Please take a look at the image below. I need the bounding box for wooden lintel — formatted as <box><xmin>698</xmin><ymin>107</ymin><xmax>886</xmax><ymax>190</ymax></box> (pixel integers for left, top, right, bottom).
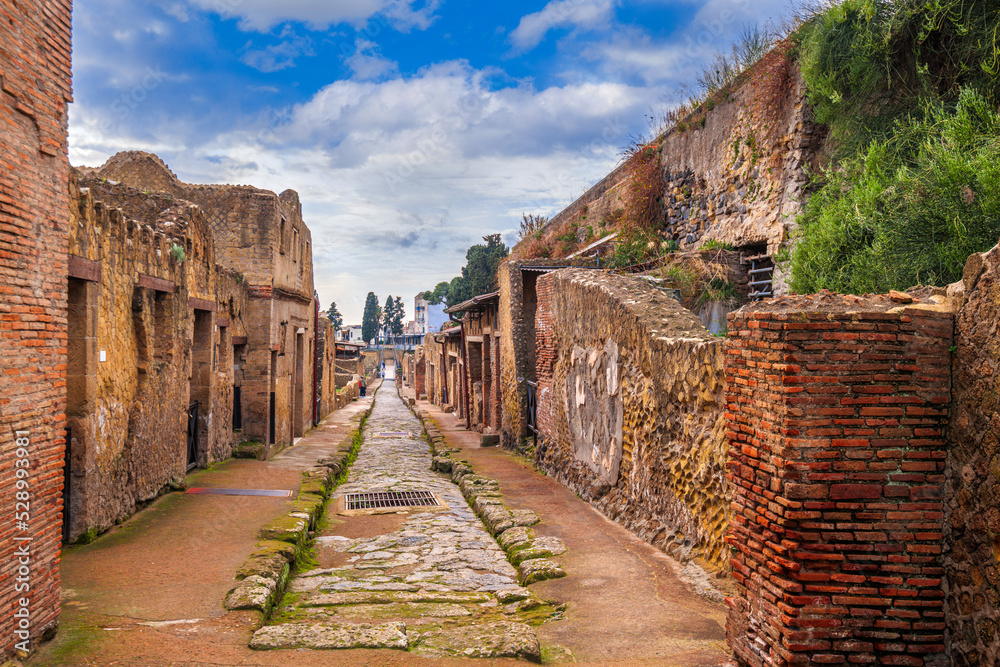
<box><xmin>138</xmin><ymin>273</ymin><xmax>176</xmax><ymax>293</ymax></box>
<box><xmin>217</xmin><ymin>316</ymin><xmax>230</xmax><ymax>327</ymax></box>
<box><xmin>232</xmin><ymin>336</ymin><xmax>248</xmax><ymax>345</ymax></box>
<box><xmin>68</xmin><ymin>255</ymin><xmax>100</xmax><ymax>282</ymax></box>
<box><xmin>465</xmin><ymin>335</ymin><xmax>484</xmax><ymax>343</ymax></box>
<box><xmin>188</xmin><ymin>297</ymin><xmax>216</xmax><ymax>312</ymax></box>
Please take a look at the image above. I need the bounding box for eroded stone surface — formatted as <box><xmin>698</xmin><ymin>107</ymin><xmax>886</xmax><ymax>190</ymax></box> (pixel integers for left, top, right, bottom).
<box><xmin>518</xmin><ymin>559</ymin><xmax>567</xmax><ymax>586</ymax></box>
<box><xmin>249</xmin><ymin>621</ymin><xmax>408</xmax><ymax>650</ymax></box>
<box><xmin>414</xmin><ymin>621</ymin><xmax>541</xmax><ymax>662</ymax></box>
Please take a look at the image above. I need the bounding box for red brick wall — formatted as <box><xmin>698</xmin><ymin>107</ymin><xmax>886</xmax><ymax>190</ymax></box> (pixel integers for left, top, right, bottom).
<box><xmin>726</xmin><ymin>305</ymin><xmax>952</xmax><ymax>667</ymax></box>
<box><xmin>0</xmin><ymin>0</ymin><xmax>73</xmax><ymax>656</ymax></box>
<box><xmin>415</xmin><ymin>351</ymin><xmax>426</xmax><ymax>398</ymax></box>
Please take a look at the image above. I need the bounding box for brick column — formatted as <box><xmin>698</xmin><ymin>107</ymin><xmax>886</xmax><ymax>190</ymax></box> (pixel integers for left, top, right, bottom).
<box><xmin>726</xmin><ymin>302</ymin><xmax>952</xmax><ymax>667</ymax></box>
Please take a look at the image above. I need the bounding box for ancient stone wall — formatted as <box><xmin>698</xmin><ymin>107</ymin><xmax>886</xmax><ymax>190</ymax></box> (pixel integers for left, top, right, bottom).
<box><xmin>944</xmin><ymin>241</ymin><xmax>1000</xmax><ymax>666</ymax></box>
<box><xmin>497</xmin><ymin>258</ymin><xmax>596</xmax><ymax>451</ymax></box>
<box><xmin>68</xmin><ymin>175</ymin><xmax>252</xmax><ymax>539</ymax></box>
<box><xmin>533</xmin><ymin>268</ymin><xmax>730</xmax><ymax>569</ymax></box>
<box><xmin>726</xmin><ymin>293</ymin><xmax>953</xmax><ymax>667</ymax></box>
<box><xmin>317</xmin><ymin>317</ymin><xmax>336</xmax><ymax>419</ymax></box>
<box><xmin>84</xmin><ymin>152</ymin><xmax>316</xmax><ymax>457</ymax></box>
<box><xmin>0</xmin><ymin>0</ymin><xmax>73</xmax><ymax>655</ymax></box>
<box><xmin>512</xmin><ymin>41</ymin><xmax>824</xmax><ymax>296</ymax></box>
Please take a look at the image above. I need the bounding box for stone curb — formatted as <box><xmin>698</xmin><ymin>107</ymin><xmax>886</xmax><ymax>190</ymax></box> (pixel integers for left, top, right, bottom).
<box><xmin>223</xmin><ymin>385</ymin><xmax>380</xmax><ymax>617</ymax></box>
<box><xmin>400</xmin><ymin>398</ymin><xmax>567</xmax><ymax>587</ymax></box>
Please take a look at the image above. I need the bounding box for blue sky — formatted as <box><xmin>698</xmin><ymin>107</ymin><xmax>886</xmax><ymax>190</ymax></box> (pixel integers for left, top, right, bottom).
<box><xmin>71</xmin><ymin>0</ymin><xmax>790</xmax><ymax>323</ymax></box>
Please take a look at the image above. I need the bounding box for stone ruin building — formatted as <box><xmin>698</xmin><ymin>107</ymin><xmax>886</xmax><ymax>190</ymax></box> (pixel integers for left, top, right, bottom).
<box><xmin>64</xmin><ymin>152</ymin><xmax>323</xmax><ymax>541</ymax></box>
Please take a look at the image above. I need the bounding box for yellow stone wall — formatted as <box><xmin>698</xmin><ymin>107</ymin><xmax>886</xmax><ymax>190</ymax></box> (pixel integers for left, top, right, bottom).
<box><xmin>534</xmin><ymin>268</ymin><xmax>731</xmax><ymax>571</ymax></box>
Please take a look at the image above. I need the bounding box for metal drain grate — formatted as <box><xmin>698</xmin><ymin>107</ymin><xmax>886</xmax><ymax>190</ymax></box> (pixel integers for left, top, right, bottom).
<box><xmin>345</xmin><ymin>490</ymin><xmax>439</xmax><ymax>510</ymax></box>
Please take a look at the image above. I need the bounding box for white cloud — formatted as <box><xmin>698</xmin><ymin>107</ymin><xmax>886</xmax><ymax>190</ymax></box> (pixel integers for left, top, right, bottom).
<box><xmin>240</xmin><ymin>27</ymin><xmax>315</xmax><ymax>72</ymax></box>
<box><xmin>509</xmin><ymin>0</ymin><xmax>616</xmax><ymax>52</ymax></box>
<box><xmin>344</xmin><ymin>39</ymin><xmax>399</xmax><ymax>80</ymax></box>
<box><xmin>187</xmin><ymin>0</ymin><xmax>438</xmax><ymax>32</ymax></box>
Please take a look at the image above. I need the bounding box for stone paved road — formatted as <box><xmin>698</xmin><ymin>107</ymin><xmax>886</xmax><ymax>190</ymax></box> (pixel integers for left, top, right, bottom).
<box><xmin>251</xmin><ymin>382</ymin><xmax>556</xmax><ymax>661</ymax></box>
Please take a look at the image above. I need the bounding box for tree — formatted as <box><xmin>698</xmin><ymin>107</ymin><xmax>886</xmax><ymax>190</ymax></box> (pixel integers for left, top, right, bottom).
<box><xmin>446</xmin><ymin>234</ymin><xmax>509</xmax><ymax>308</ymax></box>
<box><xmin>382</xmin><ymin>295</ymin><xmax>396</xmax><ymax>340</ymax></box>
<box><xmin>361</xmin><ymin>292</ymin><xmax>380</xmax><ymax>344</ymax></box>
<box><xmin>421</xmin><ymin>281</ymin><xmax>450</xmax><ymax>305</ymax></box>
<box><xmin>326</xmin><ymin>302</ymin><xmax>343</xmax><ymax>332</ymax></box>
<box><xmin>391</xmin><ymin>296</ymin><xmax>405</xmax><ymax>336</ymax></box>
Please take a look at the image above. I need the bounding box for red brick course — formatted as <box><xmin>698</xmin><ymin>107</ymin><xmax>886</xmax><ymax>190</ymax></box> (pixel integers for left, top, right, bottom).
<box><xmin>726</xmin><ymin>307</ymin><xmax>952</xmax><ymax>667</ymax></box>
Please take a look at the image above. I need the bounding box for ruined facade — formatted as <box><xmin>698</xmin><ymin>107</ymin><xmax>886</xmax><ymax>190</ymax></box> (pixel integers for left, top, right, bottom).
<box><xmin>445</xmin><ymin>292</ymin><xmax>501</xmax><ymax>434</ymax></box>
<box><xmin>496</xmin><ymin>258</ymin><xmax>598</xmax><ymax>451</ymax></box>
<box><xmin>66</xmin><ymin>175</ymin><xmax>251</xmax><ymax>540</ymax></box>
<box><xmin>84</xmin><ymin>152</ymin><xmax>317</xmax><ymax>455</ymax></box>
<box><xmin>0</xmin><ymin>0</ymin><xmax>73</xmax><ymax>655</ymax></box>
<box><xmin>422</xmin><ymin>327</ymin><xmax>464</xmax><ymax>415</ymax></box>
<box><xmin>534</xmin><ymin>269</ymin><xmax>729</xmax><ymax>569</ymax></box>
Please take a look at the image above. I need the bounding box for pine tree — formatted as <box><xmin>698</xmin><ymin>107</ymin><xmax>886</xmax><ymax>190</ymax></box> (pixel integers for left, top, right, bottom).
<box><xmin>326</xmin><ymin>302</ymin><xmax>343</xmax><ymax>332</ymax></box>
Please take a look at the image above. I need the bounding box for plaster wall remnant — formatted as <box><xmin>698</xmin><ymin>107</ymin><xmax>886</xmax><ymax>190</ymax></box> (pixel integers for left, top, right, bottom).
<box><xmin>533</xmin><ymin>268</ymin><xmax>729</xmax><ymax>570</ymax></box>
<box><xmin>0</xmin><ymin>0</ymin><xmax>74</xmax><ymax>657</ymax></box>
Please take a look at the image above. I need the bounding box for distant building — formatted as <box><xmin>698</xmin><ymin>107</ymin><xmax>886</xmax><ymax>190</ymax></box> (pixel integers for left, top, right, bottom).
<box><xmin>415</xmin><ymin>292</ymin><xmax>449</xmax><ymax>334</ymax></box>
<box><xmin>341</xmin><ymin>324</ymin><xmax>365</xmax><ymax>344</ymax></box>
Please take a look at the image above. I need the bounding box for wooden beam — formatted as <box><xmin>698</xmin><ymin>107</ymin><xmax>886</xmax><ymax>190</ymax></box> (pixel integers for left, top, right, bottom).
<box><xmin>188</xmin><ymin>297</ymin><xmax>216</xmax><ymax>312</ymax></box>
<box><xmin>138</xmin><ymin>273</ymin><xmax>176</xmax><ymax>293</ymax></box>
<box><xmin>232</xmin><ymin>336</ymin><xmax>248</xmax><ymax>345</ymax></box>
<box><xmin>68</xmin><ymin>255</ymin><xmax>100</xmax><ymax>282</ymax></box>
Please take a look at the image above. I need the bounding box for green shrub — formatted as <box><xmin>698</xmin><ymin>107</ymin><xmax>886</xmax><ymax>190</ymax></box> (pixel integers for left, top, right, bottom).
<box><xmin>791</xmin><ymin>87</ymin><xmax>1000</xmax><ymax>294</ymax></box>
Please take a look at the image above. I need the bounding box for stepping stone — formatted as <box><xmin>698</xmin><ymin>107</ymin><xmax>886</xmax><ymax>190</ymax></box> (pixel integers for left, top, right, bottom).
<box><xmin>249</xmin><ymin>621</ymin><xmax>408</xmax><ymax>650</ymax></box>
<box><xmin>519</xmin><ymin>559</ymin><xmax>567</xmax><ymax>586</ymax></box>
<box><xmin>414</xmin><ymin>621</ymin><xmax>541</xmax><ymax>662</ymax></box>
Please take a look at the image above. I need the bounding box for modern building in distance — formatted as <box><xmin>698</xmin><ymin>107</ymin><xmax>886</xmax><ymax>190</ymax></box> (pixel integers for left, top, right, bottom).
<box><xmin>414</xmin><ymin>292</ymin><xmax>449</xmax><ymax>334</ymax></box>
<box><xmin>340</xmin><ymin>324</ymin><xmax>365</xmax><ymax>344</ymax></box>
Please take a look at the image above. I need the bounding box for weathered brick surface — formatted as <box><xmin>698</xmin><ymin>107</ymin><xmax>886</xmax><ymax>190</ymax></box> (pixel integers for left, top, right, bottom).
<box><xmin>0</xmin><ymin>0</ymin><xmax>73</xmax><ymax>656</ymax></box>
<box><xmin>726</xmin><ymin>295</ymin><xmax>953</xmax><ymax>667</ymax></box>
<box><xmin>945</xmin><ymin>242</ymin><xmax>1000</xmax><ymax>666</ymax></box>
<box><xmin>533</xmin><ymin>268</ymin><xmax>729</xmax><ymax>569</ymax></box>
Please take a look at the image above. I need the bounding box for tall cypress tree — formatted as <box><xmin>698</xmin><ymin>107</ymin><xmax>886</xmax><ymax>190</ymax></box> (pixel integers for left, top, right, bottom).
<box><xmin>361</xmin><ymin>292</ymin><xmax>379</xmax><ymax>344</ymax></box>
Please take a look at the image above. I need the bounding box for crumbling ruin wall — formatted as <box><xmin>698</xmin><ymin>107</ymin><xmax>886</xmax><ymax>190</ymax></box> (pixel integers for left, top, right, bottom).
<box><xmin>512</xmin><ymin>41</ymin><xmax>824</xmax><ymax>296</ymax></box>
<box><xmin>211</xmin><ymin>269</ymin><xmax>251</xmax><ymax>461</ymax></box>
<box><xmin>534</xmin><ymin>269</ymin><xmax>730</xmax><ymax>569</ymax></box>
<box><xmin>497</xmin><ymin>258</ymin><xmax>596</xmax><ymax>451</ymax></box>
<box><xmin>317</xmin><ymin>316</ymin><xmax>336</xmax><ymax>419</ymax></box>
<box><xmin>726</xmin><ymin>293</ymin><xmax>953</xmax><ymax>667</ymax></box>
<box><xmin>86</xmin><ymin>152</ymin><xmax>316</xmax><ymax>455</ymax></box>
<box><xmin>67</xmin><ymin>175</ymin><xmax>253</xmax><ymax>539</ymax></box>
<box><xmin>944</xmin><ymin>241</ymin><xmax>1000</xmax><ymax>666</ymax></box>
<box><xmin>0</xmin><ymin>0</ymin><xmax>73</xmax><ymax>655</ymax></box>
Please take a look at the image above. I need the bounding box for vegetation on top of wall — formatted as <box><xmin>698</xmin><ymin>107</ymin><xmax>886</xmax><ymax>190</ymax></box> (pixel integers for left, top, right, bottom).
<box><xmin>790</xmin><ymin>0</ymin><xmax>1000</xmax><ymax>294</ymax></box>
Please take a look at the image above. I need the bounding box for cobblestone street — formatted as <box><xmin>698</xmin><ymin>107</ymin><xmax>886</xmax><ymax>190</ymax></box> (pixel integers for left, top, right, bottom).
<box><xmin>252</xmin><ymin>382</ymin><xmax>556</xmax><ymax>661</ymax></box>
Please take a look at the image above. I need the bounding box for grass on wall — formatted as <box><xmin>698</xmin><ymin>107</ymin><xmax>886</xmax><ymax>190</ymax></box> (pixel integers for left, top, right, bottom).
<box><xmin>790</xmin><ymin>0</ymin><xmax>1000</xmax><ymax>294</ymax></box>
